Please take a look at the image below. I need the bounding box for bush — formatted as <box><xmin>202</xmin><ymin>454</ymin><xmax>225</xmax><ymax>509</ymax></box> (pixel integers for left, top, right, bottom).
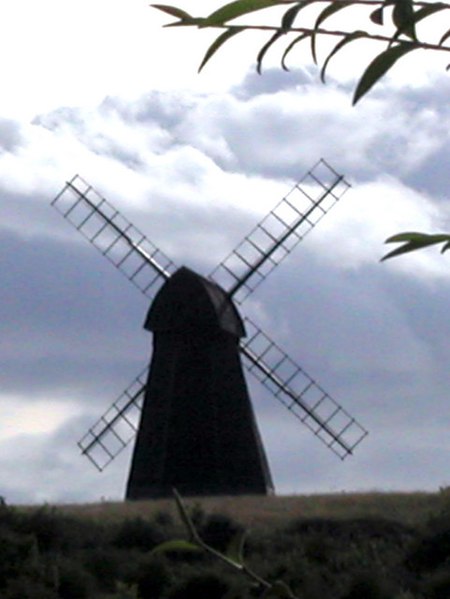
<box><xmin>167</xmin><ymin>572</ymin><xmax>234</xmax><ymax>599</ymax></box>
<box><xmin>199</xmin><ymin>513</ymin><xmax>243</xmax><ymax>553</ymax></box>
<box><xmin>112</xmin><ymin>517</ymin><xmax>165</xmax><ymax>551</ymax></box>
<box><xmin>0</xmin><ymin>529</ymin><xmax>38</xmax><ymax>588</ymax></box>
<box><xmin>407</xmin><ymin>529</ymin><xmax>450</xmax><ymax>572</ymax></box>
<box><xmin>421</xmin><ymin>568</ymin><xmax>450</xmax><ymax>599</ymax></box>
<box><xmin>341</xmin><ymin>571</ymin><xmax>396</xmax><ymax>599</ymax></box>
<box><xmin>287</xmin><ymin>517</ymin><xmax>414</xmax><ymax>545</ymax></box>
<box><xmin>16</xmin><ymin>507</ymin><xmax>101</xmax><ymax>554</ymax></box>
<box><xmin>57</xmin><ymin>561</ymin><xmax>94</xmax><ymax>599</ymax></box>
<box><xmin>134</xmin><ymin>555</ymin><xmax>172</xmax><ymax>599</ymax></box>
<box><xmin>82</xmin><ymin>547</ymin><xmax>123</xmax><ymax>592</ymax></box>
<box><xmin>3</xmin><ymin>576</ymin><xmax>58</xmax><ymax>599</ymax></box>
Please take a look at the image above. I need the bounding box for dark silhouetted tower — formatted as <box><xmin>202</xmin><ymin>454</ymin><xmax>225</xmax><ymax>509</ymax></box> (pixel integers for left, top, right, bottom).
<box><xmin>126</xmin><ymin>267</ymin><xmax>273</xmax><ymax>498</ymax></box>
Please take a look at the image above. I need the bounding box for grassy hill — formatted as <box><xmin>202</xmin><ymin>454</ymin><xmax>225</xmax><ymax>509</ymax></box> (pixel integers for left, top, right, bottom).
<box><xmin>5</xmin><ymin>489</ymin><xmax>450</xmax><ymax>598</ymax></box>
<box><xmin>54</xmin><ymin>490</ymin><xmax>446</xmax><ymax>528</ymax></box>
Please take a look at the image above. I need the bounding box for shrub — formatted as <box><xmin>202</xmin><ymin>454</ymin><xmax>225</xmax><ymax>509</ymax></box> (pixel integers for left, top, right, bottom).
<box><xmin>3</xmin><ymin>576</ymin><xmax>58</xmax><ymax>599</ymax></box>
<box><xmin>167</xmin><ymin>572</ymin><xmax>234</xmax><ymax>599</ymax></box>
<box><xmin>16</xmin><ymin>507</ymin><xmax>101</xmax><ymax>554</ymax></box>
<box><xmin>421</xmin><ymin>568</ymin><xmax>450</xmax><ymax>599</ymax></box>
<box><xmin>341</xmin><ymin>571</ymin><xmax>396</xmax><ymax>599</ymax></box>
<box><xmin>82</xmin><ymin>547</ymin><xmax>123</xmax><ymax>592</ymax></box>
<box><xmin>407</xmin><ymin>529</ymin><xmax>450</xmax><ymax>572</ymax></box>
<box><xmin>134</xmin><ymin>555</ymin><xmax>173</xmax><ymax>599</ymax></box>
<box><xmin>112</xmin><ymin>517</ymin><xmax>165</xmax><ymax>551</ymax></box>
<box><xmin>57</xmin><ymin>561</ymin><xmax>94</xmax><ymax>599</ymax></box>
<box><xmin>152</xmin><ymin>510</ymin><xmax>174</xmax><ymax>528</ymax></box>
<box><xmin>287</xmin><ymin>517</ymin><xmax>414</xmax><ymax>545</ymax></box>
<box><xmin>0</xmin><ymin>529</ymin><xmax>38</xmax><ymax>588</ymax></box>
<box><xmin>199</xmin><ymin>513</ymin><xmax>243</xmax><ymax>553</ymax></box>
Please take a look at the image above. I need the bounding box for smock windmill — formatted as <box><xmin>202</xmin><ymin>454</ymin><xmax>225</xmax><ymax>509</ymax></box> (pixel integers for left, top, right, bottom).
<box><xmin>51</xmin><ymin>159</ymin><xmax>368</xmax><ymax>499</ymax></box>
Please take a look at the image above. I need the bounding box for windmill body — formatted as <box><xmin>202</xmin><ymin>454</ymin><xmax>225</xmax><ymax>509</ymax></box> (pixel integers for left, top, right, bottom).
<box><xmin>126</xmin><ymin>266</ymin><xmax>273</xmax><ymax>498</ymax></box>
<box><xmin>51</xmin><ymin>159</ymin><xmax>369</xmax><ymax>500</ymax></box>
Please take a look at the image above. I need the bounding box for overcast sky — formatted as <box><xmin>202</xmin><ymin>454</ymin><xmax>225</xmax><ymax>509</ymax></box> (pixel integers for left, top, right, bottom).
<box><xmin>2</xmin><ymin>0</ymin><xmax>450</xmax><ymax>504</ymax></box>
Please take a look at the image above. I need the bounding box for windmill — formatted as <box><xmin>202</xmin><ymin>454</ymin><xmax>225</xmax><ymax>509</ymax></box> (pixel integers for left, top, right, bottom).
<box><xmin>51</xmin><ymin>159</ymin><xmax>368</xmax><ymax>499</ymax></box>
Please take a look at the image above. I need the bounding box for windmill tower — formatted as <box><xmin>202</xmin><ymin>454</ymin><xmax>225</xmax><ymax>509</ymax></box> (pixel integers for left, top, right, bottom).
<box><xmin>51</xmin><ymin>159</ymin><xmax>368</xmax><ymax>499</ymax></box>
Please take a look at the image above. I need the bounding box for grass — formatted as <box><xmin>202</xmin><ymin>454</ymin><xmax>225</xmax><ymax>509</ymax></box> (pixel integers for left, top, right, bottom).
<box><xmin>48</xmin><ymin>489</ymin><xmax>445</xmax><ymax>529</ymax></box>
<box><xmin>8</xmin><ymin>488</ymin><xmax>450</xmax><ymax>598</ymax></box>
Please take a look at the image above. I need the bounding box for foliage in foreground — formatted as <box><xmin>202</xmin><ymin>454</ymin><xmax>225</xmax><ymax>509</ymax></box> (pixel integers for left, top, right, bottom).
<box><xmin>382</xmin><ymin>232</ymin><xmax>450</xmax><ymax>261</ymax></box>
<box><xmin>152</xmin><ymin>1</ymin><xmax>450</xmax><ymax>263</ymax></box>
<box><xmin>2</xmin><ymin>491</ymin><xmax>450</xmax><ymax>597</ymax></box>
<box><xmin>153</xmin><ymin>0</ymin><xmax>450</xmax><ymax>105</ymax></box>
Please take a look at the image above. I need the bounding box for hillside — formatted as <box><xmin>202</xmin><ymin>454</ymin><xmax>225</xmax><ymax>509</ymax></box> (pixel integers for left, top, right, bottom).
<box><xmin>54</xmin><ymin>490</ymin><xmax>446</xmax><ymax>528</ymax></box>
<box><xmin>4</xmin><ymin>489</ymin><xmax>450</xmax><ymax>598</ymax></box>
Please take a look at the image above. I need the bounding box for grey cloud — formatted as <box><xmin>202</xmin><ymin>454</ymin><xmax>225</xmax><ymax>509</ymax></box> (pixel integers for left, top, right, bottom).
<box><xmin>0</xmin><ymin>117</ymin><xmax>23</xmax><ymax>152</ymax></box>
<box><xmin>232</xmin><ymin>67</ymin><xmax>314</xmax><ymax>100</ymax></box>
<box><xmin>1</xmin><ymin>227</ymin><xmax>150</xmax><ymax>401</ymax></box>
<box><xmin>33</xmin><ymin>106</ymin><xmax>86</xmax><ymax>132</ymax></box>
<box><xmin>100</xmin><ymin>92</ymin><xmax>194</xmax><ymax>129</ymax></box>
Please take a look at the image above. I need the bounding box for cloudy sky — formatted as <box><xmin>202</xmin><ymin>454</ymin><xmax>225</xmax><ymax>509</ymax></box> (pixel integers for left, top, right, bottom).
<box><xmin>2</xmin><ymin>0</ymin><xmax>450</xmax><ymax>504</ymax></box>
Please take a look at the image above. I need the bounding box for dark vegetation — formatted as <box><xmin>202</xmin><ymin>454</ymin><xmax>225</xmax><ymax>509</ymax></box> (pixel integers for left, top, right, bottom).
<box><xmin>2</xmin><ymin>490</ymin><xmax>450</xmax><ymax>598</ymax></box>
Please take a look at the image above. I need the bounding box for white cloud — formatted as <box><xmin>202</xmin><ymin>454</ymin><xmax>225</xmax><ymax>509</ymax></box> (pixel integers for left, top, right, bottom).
<box><xmin>0</xmin><ymin>396</ymin><xmax>80</xmax><ymax>440</ymax></box>
<box><xmin>308</xmin><ymin>175</ymin><xmax>450</xmax><ymax>279</ymax></box>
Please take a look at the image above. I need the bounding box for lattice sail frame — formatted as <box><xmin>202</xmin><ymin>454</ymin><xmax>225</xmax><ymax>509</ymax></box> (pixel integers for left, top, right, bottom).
<box><xmin>51</xmin><ymin>160</ymin><xmax>368</xmax><ymax>471</ymax></box>
<box><xmin>241</xmin><ymin>319</ymin><xmax>367</xmax><ymax>459</ymax></box>
<box><xmin>51</xmin><ymin>175</ymin><xmax>177</xmax><ymax>300</ymax></box>
<box><xmin>209</xmin><ymin>159</ymin><xmax>350</xmax><ymax>304</ymax></box>
<box><xmin>78</xmin><ymin>369</ymin><xmax>148</xmax><ymax>471</ymax></box>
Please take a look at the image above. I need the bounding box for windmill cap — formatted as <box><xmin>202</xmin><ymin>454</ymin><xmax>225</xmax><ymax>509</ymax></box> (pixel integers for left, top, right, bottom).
<box><xmin>144</xmin><ymin>266</ymin><xmax>246</xmax><ymax>338</ymax></box>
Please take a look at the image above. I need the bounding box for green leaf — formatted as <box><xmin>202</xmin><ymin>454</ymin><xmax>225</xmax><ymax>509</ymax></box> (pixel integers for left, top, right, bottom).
<box><xmin>352</xmin><ymin>42</ymin><xmax>416</xmax><ymax>105</ymax></box>
<box><xmin>151</xmin><ymin>4</ymin><xmax>202</xmax><ymax>27</ymax></box>
<box><xmin>389</xmin><ymin>1</ymin><xmax>445</xmax><ymax>46</ymax></box>
<box><xmin>151</xmin><ymin>539</ymin><xmax>202</xmax><ymax>555</ymax></box>
<box><xmin>412</xmin><ymin>2</ymin><xmax>448</xmax><ymax>25</ymax></box>
<box><xmin>381</xmin><ymin>232</ymin><xmax>450</xmax><ymax>261</ymax></box>
<box><xmin>392</xmin><ymin>0</ymin><xmax>416</xmax><ymax>40</ymax></box>
<box><xmin>198</xmin><ymin>27</ymin><xmax>244</xmax><ymax>72</ymax></box>
<box><xmin>225</xmin><ymin>530</ymin><xmax>247</xmax><ymax>565</ymax></box>
<box><xmin>257</xmin><ymin>30</ymin><xmax>285</xmax><ymax>73</ymax></box>
<box><xmin>281</xmin><ymin>0</ymin><xmax>317</xmax><ymax>31</ymax></box>
<box><xmin>204</xmin><ymin>0</ymin><xmax>289</xmax><ymax>26</ymax></box>
<box><xmin>281</xmin><ymin>33</ymin><xmax>310</xmax><ymax>70</ymax></box>
<box><xmin>439</xmin><ymin>27</ymin><xmax>450</xmax><ymax>46</ymax></box>
<box><xmin>311</xmin><ymin>0</ymin><xmax>355</xmax><ymax>63</ymax></box>
<box><xmin>370</xmin><ymin>0</ymin><xmax>395</xmax><ymax>25</ymax></box>
<box><xmin>386</xmin><ymin>232</ymin><xmax>450</xmax><ymax>243</ymax></box>
<box><xmin>320</xmin><ymin>31</ymin><xmax>366</xmax><ymax>83</ymax></box>
<box><xmin>370</xmin><ymin>6</ymin><xmax>385</xmax><ymax>25</ymax></box>
<box><xmin>151</xmin><ymin>4</ymin><xmax>193</xmax><ymax>21</ymax></box>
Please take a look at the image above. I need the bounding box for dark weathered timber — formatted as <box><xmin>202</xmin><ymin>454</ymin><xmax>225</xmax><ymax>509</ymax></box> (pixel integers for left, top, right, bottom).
<box><xmin>126</xmin><ymin>267</ymin><xmax>273</xmax><ymax>499</ymax></box>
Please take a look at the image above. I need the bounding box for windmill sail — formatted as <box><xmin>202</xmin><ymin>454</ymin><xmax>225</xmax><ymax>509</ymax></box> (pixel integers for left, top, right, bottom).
<box><xmin>78</xmin><ymin>368</ymin><xmax>148</xmax><ymax>471</ymax></box>
<box><xmin>241</xmin><ymin>318</ymin><xmax>368</xmax><ymax>458</ymax></box>
<box><xmin>209</xmin><ymin>159</ymin><xmax>350</xmax><ymax>304</ymax></box>
<box><xmin>51</xmin><ymin>175</ymin><xmax>177</xmax><ymax>299</ymax></box>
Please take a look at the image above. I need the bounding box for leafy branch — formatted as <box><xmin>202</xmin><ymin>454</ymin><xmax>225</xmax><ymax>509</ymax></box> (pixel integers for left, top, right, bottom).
<box><xmin>153</xmin><ymin>0</ymin><xmax>450</xmax><ymax>104</ymax></box>
<box><xmin>152</xmin><ymin>489</ymin><xmax>298</xmax><ymax>598</ymax></box>
<box><xmin>381</xmin><ymin>232</ymin><xmax>450</xmax><ymax>260</ymax></box>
